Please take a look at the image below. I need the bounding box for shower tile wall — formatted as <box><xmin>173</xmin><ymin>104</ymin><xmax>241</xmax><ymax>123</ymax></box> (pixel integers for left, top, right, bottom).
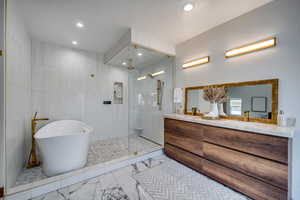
<box><xmin>31</xmin><ymin>40</ymin><xmax>129</xmax><ymax>142</ymax></box>
<box><xmin>5</xmin><ymin>0</ymin><xmax>32</xmax><ymax>187</ymax></box>
<box><xmin>129</xmin><ymin>58</ymin><xmax>173</xmax><ymax>144</ymax></box>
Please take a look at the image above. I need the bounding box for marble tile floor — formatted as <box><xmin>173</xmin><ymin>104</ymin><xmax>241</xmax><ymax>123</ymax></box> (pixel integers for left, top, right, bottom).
<box><xmin>87</xmin><ymin>135</ymin><xmax>160</xmax><ymax>166</ymax></box>
<box><xmin>29</xmin><ymin>155</ymin><xmax>168</xmax><ymax>200</ymax></box>
<box><xmin>29</xmin><ymin>154</ymin><xmax>251</xmax><ymax>200</ymax></box>
<box><xmin>15</xmin><ymin>135</ymin><xmax>161</xmax><ymax>187</ymax></box>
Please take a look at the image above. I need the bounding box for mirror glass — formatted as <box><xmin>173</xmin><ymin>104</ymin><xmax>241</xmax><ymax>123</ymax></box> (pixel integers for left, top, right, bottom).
<box><xmin>186</xmin><ymin>83</ymin><xmax>274</xmax><ymax>120</ymax></box>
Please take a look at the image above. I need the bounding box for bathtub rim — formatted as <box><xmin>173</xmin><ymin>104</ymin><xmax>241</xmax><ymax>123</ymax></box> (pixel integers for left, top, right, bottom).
<box><xmin>34</xmin><ymin>120</ymin><xmax>93</xmax><ymax>140</ymax></box>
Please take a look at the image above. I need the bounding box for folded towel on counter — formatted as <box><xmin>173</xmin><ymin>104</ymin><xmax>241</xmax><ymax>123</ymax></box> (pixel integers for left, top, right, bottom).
<box><xmin>174</xmin><ymin>88</ymin><xmax>183</xmax><ymax>103</ymax></box>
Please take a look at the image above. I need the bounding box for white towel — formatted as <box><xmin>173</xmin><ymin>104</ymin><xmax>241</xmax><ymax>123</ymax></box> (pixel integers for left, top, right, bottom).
<box><xmin>174</xmin><ymin>88</ymin><xmax>183</xmax><ymax>103</ymax></box>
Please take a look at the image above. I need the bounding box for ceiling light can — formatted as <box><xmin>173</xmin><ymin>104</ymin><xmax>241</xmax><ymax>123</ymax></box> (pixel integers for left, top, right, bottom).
<box><xmin>184</xmin><ymin>3</ymin><xmax>194</xmax><ymax>12</ymax></box>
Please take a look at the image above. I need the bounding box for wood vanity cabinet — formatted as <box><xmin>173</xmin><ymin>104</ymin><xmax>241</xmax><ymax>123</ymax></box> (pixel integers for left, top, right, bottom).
<box><xmin>164</xmin><ymin>118</ymin><xmax>289</xmax><ymax>200</ymax></box>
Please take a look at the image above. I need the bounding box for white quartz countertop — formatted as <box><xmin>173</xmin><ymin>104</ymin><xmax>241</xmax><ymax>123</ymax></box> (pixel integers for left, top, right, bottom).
<box><xmin>164</xmin><ymin>113</ymin><xmax>295</xmax><ymax>138</ymax></box>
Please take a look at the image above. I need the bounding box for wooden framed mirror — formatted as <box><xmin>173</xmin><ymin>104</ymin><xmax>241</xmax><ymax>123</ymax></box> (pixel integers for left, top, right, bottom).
<box><xmin>184</xmin><ymin>79</ymin><xmax>278</xmax><ymax>124</ymax></box>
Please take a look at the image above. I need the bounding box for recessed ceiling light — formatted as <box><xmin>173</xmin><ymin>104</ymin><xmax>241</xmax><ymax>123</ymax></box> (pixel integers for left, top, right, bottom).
<box><xmin>76</xmin><ymin>22</ymin><xmax>84</xmax><ymax>28</ymax></box>
<box><xmin>72</xmin><ymin>41</ymin><xmax>78</xmax><ymax>45</ymax></box>
<box><xmin>137</xmin><ymin>52</ymin><xmax>143</xmax><ymax>56</ymax></box>
<box><xmin>122</xmin><ymin>62</ymin><xmax>127</xmax><ymax>65</ymax></box>
<box><xmin>184</xmin><ymin>3</ymin><xmax>194</xmax><ymax>12</ymax></box>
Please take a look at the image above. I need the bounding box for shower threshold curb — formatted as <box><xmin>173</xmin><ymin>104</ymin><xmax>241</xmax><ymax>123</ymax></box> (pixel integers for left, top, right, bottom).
<box><xmin>5</xmin><ymin>148</ymin><xmax>163</xmax><ymax>200</ymax></box>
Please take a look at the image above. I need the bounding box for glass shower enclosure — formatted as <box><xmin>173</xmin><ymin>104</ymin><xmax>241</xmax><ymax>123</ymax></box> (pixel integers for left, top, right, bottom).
<box><xmin>108</xmin><ymin>44</ymin><xmax>174</xmax><ymax>154</ymax></box>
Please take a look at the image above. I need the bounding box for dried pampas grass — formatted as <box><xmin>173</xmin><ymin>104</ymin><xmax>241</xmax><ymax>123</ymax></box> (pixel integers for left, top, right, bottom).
<box><xmin>203</xmin><ymin>86</ymin><xmax>228</xmax><ymax>103</ymax></box>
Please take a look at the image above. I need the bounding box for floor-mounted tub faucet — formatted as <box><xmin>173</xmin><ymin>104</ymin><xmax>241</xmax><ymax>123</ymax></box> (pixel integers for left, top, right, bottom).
<box><xmin>27</xmin><ymin>112</ymin><xmax>49</xmax><ymax>168</ymax></box>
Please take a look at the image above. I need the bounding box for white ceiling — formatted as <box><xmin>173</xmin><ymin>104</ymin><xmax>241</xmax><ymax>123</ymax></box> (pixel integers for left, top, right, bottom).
<box><xmin>17</xmin><ymin>0</ymin><xmax>272</xmax><ymax>54</ymax></box>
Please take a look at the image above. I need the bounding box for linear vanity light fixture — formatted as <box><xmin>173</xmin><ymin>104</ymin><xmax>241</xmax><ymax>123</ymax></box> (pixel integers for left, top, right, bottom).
<box><xmin>225</xmin><ymin>37</ymin><xmax>276</xmax><ymax>58</ymax></box>
<box><xmin>182</xmin><ymin>56</ymin><xmax>210</xmax><ymax>69</ymax></box>
<box><xmin>151</xmin><ymin>70</ymin><xmax>165</xmax><ymax>77</ymax></box>
<box><xmin>137</xmin><ymin>76</ymin><xmax>147</xmax><ymax>81</ymax></box>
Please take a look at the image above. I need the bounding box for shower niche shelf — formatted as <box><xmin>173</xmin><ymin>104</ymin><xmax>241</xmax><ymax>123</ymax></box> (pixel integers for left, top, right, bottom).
<box><xmin>113</xmin><ymin>82</ymin><xmax>123</xmax><ymax>104</ymax></box>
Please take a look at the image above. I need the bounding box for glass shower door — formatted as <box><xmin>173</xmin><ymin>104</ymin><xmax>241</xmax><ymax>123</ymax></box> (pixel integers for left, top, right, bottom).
<box><xmin>128</xmin><ymin>54</ymin><xmax>174</xmax><ymax>155</ymax></box>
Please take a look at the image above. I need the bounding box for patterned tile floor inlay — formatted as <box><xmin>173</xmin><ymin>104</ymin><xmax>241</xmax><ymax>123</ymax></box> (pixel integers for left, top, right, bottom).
<box><xmin>29</xmin><ymin>155</ymin><xmax>252</xmax><ymax>200</ymax></box>
<box><xmin>133</xmin><ymin>159</ymin><xmax>252</xmax><ymax>200</ymax></box>
<box><xmin>15</xmin><ymin>135</ymin><xmax>161</xmax><ymax>186</ymax></box>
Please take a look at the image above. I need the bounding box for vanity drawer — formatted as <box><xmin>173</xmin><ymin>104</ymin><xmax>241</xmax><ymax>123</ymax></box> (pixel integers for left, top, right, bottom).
<box><xmin>165</xmin><ymin>131</ymin><xmax>203</xmax><ymax>156</ymax></box>
<box><xmin>202</xmin><ymin>159</ymin><xmax>287</xmax><ymax>200</ymax></box>
<box><xmin>164</xmin><ymin>144</ymin><xmax>203</xmax><ymax>173</ymax></box>
<box><xmin>203</xmin><ymin>126</ymin><xmax>288</xmax><ymax>164</ymax></box>
<box><xmin>203</xmin><ymin>142</ymin><xmax>288</xmax><ymax>190</ymax></box>
<box><xmin>164</xmin><ymin>119</ymin><xmax>204</xmax><ymax>139</ymax></box>
<box><xmin>164</xmin><ymin>119</ymin><xmax>203</xmax><ymax>156</ymax></box>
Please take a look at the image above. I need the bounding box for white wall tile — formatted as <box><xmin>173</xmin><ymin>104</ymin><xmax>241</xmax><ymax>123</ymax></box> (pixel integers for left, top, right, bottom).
<box><xmin>5</xmin><ymin>0</ymin><xmax>32</xmax><ymax>187</ymax></box>
<box><xmin>31</xmin><ymin>40</ymin><xmax>129</xmax><ymax>143</ymax></box>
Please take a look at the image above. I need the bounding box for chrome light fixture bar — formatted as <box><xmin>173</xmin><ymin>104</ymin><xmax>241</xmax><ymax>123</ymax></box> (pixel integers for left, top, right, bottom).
<box><xmin>151</xmin><ymin>70</ymin><xmax>165</xmax><ymax>77</ymax></box>
<box><xmin>137</xmin><ymin>76</ymin><xmax>147</xmax><ymax>81</ymax></box>
<box><xmin>225</xmin><ymin>37</ymin><xmax>276</xmax><ymax>58</ymax></box>
<box><xmin>182</xmin><ymin>56</ymin><xmax>210</xmax><ymax>69</ymax></box>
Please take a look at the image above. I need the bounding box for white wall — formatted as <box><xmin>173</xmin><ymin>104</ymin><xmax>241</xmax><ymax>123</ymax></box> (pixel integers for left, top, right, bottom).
<box><xmin>31</xmin><ymin>40</ymin><xmax>129</xmax><ymax>142</ymax></box>
<box><xmin>175</xmin><ymin>0</ymin><xmax>300</xmax><ymax>198</ymax></box>
<box><xmin>5</xmin><ymin>0</ymin><xmax>32</xmax><ymax>187</ymax></box>
<box><xmin>129</xmin><ymin>57</ymin><xmax>173</xmax><ymax>144</ymax></box>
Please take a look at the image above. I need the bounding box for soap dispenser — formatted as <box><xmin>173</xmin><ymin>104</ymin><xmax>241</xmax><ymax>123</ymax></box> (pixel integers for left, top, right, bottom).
<box><xmin>277</xmin><ymin>110</ymin><xmax>287</xmax><ymax>127</ymax></box>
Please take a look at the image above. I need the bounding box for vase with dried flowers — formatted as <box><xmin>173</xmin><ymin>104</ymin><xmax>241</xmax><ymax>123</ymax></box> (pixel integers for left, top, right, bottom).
<box><xmin>218</xmin><ymin>87</ymin><xmax>229</xmax><ymax>116</ymax></box>
<box><xmin>203</xmin><ymin>86</ymin><xmax>228</xmax><ymax>118</ymax></box>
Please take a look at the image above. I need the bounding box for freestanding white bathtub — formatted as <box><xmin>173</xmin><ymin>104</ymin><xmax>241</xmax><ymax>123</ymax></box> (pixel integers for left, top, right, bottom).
<box><xmin>35</xmin><ymin>120</ymin><xmax>93</xmax><ymax>177</ymax></box>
